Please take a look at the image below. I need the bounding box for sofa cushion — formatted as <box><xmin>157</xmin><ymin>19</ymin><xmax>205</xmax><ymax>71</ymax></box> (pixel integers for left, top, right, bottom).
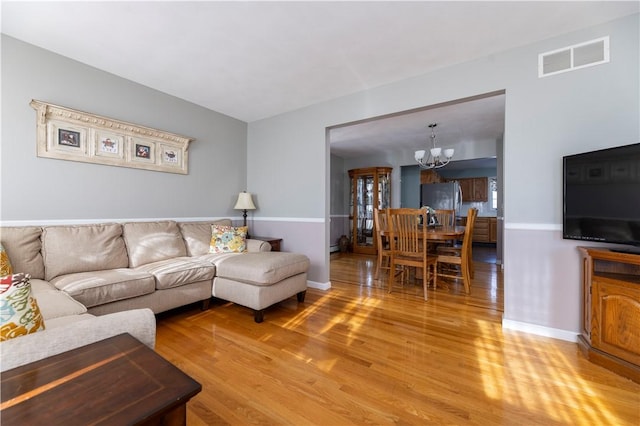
<box><xmin>215</xmin><ymin>252</ymin><xmax>310</xmax><ymax>286</ymax></box>
<box><xmin>0</xmin><ymin>273</ymin><xmax>46</xmax><ymax>341</ymax></box>
<box><xmin>210</xmin><ymin>225</ymin><xmax>248</xmax><ymax>253</ymax></box>
<box><xmin>30</xmin><ymin>279</ymin><xmax>87</xmax><ymax>320</ymax></box>
<box><xmin>0</xmin><ymin>243</ymin><xmax>12</xmax><ymax>276</ymax></box>
<box><xmin>51</xmin><ymin>269</ymin><xmax>155</xmax><ymax>308</ymax></box>
<box><xmin>178</xmin><ymin>219</ymin><xmax>232</xmax><ymax>256</ymax></box>
<box><xmin>123</xmin><ymin>221</ymin><xmax>187</xmax><ymax>267</ymax></box>
<box><xmin>42</xmin><ymin>223</ymin><xmax>128</xmax><ymax>281</ymax></box>
<box><xmin>0</xmin><ymin>227</ymin><xmax>45</xmax><ymax>279</ymax></box>
<box><xmin>134</xmin><ymin>257</ymin><xmax>216</xmax><ymax>290</ymax></box>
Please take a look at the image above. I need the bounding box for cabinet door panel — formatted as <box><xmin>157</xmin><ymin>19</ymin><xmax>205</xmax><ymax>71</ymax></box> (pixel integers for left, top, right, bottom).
<box><xmin>592</xmin><ymin>279</ymin><xmax>640</xmax><ymax>365</ymax></box>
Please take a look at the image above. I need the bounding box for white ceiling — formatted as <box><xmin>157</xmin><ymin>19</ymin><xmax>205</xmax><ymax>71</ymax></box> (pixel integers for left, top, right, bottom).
<box><xmin>2</xmin><ymin>1</ymin><xmax>638</xmax><ymax>124</ymax></box>
<box><xmin>328</xmin><ymin>92</ymin><xmax>506</xmax><ymax>159</ymax></box>
<box><xmin>3</xmin><ymin>2</ymin><xmax>637</xmax><ymax>167</ymax></box>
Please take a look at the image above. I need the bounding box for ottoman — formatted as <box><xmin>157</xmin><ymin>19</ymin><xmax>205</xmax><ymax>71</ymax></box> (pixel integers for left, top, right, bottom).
<box><xmin>212</xmin><ymin>252</ymin><xmax>310</xmax><ymax>322</ymax></box>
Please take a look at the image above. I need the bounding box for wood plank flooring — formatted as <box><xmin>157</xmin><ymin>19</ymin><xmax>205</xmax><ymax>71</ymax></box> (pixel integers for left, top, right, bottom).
<box><xmin>154</xmin><ymin>253</ymin><xmax>639</xmax><ymax>425</ymax></box>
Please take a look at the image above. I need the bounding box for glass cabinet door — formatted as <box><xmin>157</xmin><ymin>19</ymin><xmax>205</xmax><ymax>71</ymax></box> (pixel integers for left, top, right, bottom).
<box><xmin>355</xmin><ymin>174</ymin><xmax>374</xmax><ymax>248</ymax></box>
<box><xmin>348</xmin><ymin>167</ymin><xmax>392</xmax><ymax>255</ymax></box>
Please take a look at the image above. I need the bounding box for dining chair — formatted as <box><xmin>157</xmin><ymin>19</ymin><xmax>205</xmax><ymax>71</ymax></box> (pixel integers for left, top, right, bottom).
<box><xmin>435</xmin><ymin>207</ymin><xmax>477</xmax><ymax>294</ymax></box>
<box><xmin>373</xmin><ymin>208</ymin><xmax>390</xmax><ymax>280</ymax></box>
<box><xmin>431</xmin><ymin>208</ymin><xmax>456</xmax><ymax>251</ymax></box>
<box><xmin>433</xmin><ymin>209</ymin><xmax>455</xmax><ymax>227</ymax></box>
<box><xmin>387</xmin><ymin>208</ymin><xmax>436</xmax><ymax>300</ymax></box>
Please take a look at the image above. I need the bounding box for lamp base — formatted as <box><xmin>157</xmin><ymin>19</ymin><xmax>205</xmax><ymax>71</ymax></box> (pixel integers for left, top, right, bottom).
<box><xmin>242</xmin><ymin>209</ymin><xmax>251</xmax><ymax>239</ymax></box>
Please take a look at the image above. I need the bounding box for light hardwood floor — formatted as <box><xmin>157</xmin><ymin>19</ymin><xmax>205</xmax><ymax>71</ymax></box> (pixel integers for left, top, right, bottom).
<box><xmin>155</xmin><ymin>253</ymin><xmax>639</xmax><ymax>425</ymax></box>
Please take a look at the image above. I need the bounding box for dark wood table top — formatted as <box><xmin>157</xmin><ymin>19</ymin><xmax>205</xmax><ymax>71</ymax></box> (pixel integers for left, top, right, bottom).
<box><xmin>1</xmin><ymin>333</ymin><xmax>201</xmax><ymax>425</ymax></box>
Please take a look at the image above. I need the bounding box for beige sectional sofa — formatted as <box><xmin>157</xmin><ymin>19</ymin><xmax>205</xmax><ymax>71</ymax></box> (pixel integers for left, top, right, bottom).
<box><xmin>0</xmin><ymin>219</ymin><xmax>310</xmax><ymax>369</ymax></box>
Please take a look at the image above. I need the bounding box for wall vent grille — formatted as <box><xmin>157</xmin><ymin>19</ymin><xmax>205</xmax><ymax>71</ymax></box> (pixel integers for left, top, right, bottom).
<box><xmin>538</xmin><ymin>36</ymin><xmax>609</xmax><ymax>78</ymax></box>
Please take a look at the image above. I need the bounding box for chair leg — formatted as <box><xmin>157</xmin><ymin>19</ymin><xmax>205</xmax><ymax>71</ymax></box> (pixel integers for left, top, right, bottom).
<box><xmin>422</xmin><ymin>265</ymin><xmax>429</xmax><ymax>301</ymax></box>
<box><xmin>461</xmin><ymin>260</ymin><xmax>471</xmax><ymax>294</ymax></box>
<box><xmin>433</xmin><ymin>263</ymin><xmax>438</xmax><ymax>290</ymax></box>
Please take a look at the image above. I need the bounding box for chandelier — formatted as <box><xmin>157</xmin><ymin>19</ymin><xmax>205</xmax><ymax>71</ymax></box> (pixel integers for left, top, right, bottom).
<box><xmin>415</xmin><ymin>123</ymin><xmax>454</xmax><ymax>169</ymax></box>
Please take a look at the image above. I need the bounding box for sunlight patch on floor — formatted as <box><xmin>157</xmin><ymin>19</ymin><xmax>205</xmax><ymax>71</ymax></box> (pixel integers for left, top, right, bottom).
<box><xmin>475</xmin><ymin>319</ymin><xmax>623</xmax><ymax>424</ymax></box>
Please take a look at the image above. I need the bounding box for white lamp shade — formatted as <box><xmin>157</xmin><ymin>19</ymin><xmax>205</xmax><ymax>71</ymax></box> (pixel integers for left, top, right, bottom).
<box><xmin>415</xmin><ymin>150</ymin><xmax>426</xmax><ymax>161</ymax></box>
<box><xmin>430</xmin><ymin>147</ymin><xmax>442</xmax><ymax>158</ymax></box>
<box><xmin>444</xmin><ymin>148</ymin><xmax>455</xmax><ymax>159</ymax></box>
<box><xmin>234</xmin><ymin>192</ymin><xmax>256</xmax><ymax>210</ymax></box>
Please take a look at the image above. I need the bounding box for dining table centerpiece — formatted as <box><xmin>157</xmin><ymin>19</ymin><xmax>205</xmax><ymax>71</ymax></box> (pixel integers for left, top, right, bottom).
<box><xmin>421</xmin><ymin>205</ymin><xmax>437</xmax><ymax>226</ymax></box>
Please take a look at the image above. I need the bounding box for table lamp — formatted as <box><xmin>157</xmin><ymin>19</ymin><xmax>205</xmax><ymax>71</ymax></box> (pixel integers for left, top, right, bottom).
<box><xmin>234</xmin><ymin>191</ymin><xmax>256</xmax><ymax>228</ymax></box>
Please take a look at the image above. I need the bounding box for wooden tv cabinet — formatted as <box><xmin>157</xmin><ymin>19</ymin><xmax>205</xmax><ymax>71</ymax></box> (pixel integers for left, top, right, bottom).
<box><xmin>577</xmin><ymin>247</ymin><xmax>640</xmax><ymax>383</ymax></box>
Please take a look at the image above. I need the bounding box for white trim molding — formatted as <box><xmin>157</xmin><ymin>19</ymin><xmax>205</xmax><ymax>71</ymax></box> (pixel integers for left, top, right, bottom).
<box><xmin>252</xmin><ymin>217</ymin><xmax>325</xmax><ymax>223</ymax></box>
<box><xmin>505</xmin><ymin>223</ymin><xmax>562</xmax><ymax>231</ymax></box>
<box><xmin>307</xmin><ymin>280</ymin><xmax>331</xmax><ymax>291</ymax></box>
<box><xmin>0</xmin><ymin>217</ymin><xmax>229</xmax><ymax>227</ymax></box>
<box><xmin>502</xmin><ymin>318</ymin><xmax>579</xmax><ymax>343</ymax></box>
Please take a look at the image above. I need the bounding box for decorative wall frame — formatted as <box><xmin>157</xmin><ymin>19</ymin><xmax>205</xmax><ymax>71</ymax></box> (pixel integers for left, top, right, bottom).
<box><xmin>30</xmin><ymin>100</ymin><xmax>193</xmax><ymax>174</ymax></box>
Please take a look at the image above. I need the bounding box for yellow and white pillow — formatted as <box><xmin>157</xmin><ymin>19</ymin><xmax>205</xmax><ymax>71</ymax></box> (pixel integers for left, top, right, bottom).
<box><xmin>0</xmin><ymin>273</ymin><xmax>45</xmax><ymax>341</ymax></box>
<box><xmin>209</xmin><ymin>225</ymin><xmax>248</xmax><ymax>254</ymax></box>
<box><xmin>0</xmin><ymin>243</ymin><xmax>13</xmax><ymax>276</ymax></box>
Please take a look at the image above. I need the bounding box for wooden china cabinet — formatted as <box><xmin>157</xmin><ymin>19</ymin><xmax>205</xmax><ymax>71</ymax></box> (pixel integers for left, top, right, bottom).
<box><xmin>348</xmin><ymin>167</ymin><xmax>392</xmax><ymax>255</ymax></box>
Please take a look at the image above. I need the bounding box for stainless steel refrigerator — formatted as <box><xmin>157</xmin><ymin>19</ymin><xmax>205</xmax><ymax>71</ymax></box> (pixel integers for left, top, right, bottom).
<box><xmin>420</xmin><ymin>182</ymin><xmax>462</xmax><ymax>213</ymax></box>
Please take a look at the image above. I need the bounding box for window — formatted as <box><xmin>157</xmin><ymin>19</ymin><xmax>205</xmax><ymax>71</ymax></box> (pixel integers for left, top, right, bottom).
<box><xmin>490</xmin><ymin>177</ymin><xmax>498</xmax><ymax>210</ymax></box>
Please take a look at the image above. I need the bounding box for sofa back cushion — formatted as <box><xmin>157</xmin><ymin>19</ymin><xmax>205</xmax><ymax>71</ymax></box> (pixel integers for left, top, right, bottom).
<box><xmin>123</xmin><ymin>221</ymin><xmax>187</xmax><ymax>267</ymax></box>
<box><xmin>42</xmin><ymin>224</ymin><xmax>129</xmax><ymax>281</ymax></box>
<box><xmin>0</xmin><ymin>227</ymin><xmax>45</xmax><ymax>279</ymax></box>
<box><xmin>178</xmin><ymin>219</ymin><xmax>232</xmax><ymax>256</ymax></box>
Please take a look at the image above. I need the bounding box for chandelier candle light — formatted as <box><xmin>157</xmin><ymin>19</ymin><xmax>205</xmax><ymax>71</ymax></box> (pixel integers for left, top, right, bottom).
<box><xmin>415</xmin><ymin>123</ymin><xmax>454</xmax><ymax>169</ymax></box>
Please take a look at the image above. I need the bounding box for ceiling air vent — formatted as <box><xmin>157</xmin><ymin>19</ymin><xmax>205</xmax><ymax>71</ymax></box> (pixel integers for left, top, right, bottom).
<box><xmin>538</xmin><ymin>36</ymin><xmax>609</xmax><ymax>78</ymax></box>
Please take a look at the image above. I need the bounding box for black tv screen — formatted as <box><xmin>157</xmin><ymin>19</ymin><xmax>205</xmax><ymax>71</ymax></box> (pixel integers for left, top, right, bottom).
<box><xmin>563</xmin><ymin>143</ymin><xmax>640</xmax><ymax>250</ymax></box>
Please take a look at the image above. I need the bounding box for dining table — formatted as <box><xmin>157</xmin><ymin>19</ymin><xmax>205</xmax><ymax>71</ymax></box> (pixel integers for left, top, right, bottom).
<box><xmin>380</xmin><ymin>224</ymin><xmax>467</xmax><ymax>290</ymax></box>
<box><xmin>425</xmin><ymin>225</ymin><xmax>465</xmax><ymax>241</ymax></box>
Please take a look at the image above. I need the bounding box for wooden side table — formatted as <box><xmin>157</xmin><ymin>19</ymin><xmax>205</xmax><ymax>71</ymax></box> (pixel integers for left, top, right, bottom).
<box><xmin>1</xmin><ymin>333</ymin><xmax>201</xmax><ymax>425</ymax></box>
<box><xmin>251</xmin><ymin>236</ymin><xmax>282</xmax><ymax>252</ymax></box>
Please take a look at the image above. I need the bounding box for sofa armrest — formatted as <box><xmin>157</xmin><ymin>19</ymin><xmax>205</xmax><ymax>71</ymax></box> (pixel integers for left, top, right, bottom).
<box><xmin>246</xmin><ymin>239</ymin><xmax>272</xmax><ymax>252</ymax></box>
<box><xmin>0</xmin><ymin>309</ymin><xmax>156</xmax><ymax>372</ymax></box>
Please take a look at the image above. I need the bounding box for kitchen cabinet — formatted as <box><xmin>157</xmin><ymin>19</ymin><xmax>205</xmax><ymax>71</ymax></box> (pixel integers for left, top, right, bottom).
<box><xmin>348</xmin><ymin>167</ymin><xmax>392</xmax><ymax>255</ymax></box>
<box><xmin>458</xmin><ymin>177</ymin><xmax>488</xmax><ymax>202</ymax></box>
<box><xmin>578</xmin><ymin>247</ymin><xmax>640</xmax><ymax>383</ymax></box>
<box><xmin>459</xmin><ymin>216</ymin><xmax>497</xmax><ymax>243</ymax></box>
<box><xmin>489</xmin><ymin>218</ymin><xmax>498</xmax><ymax>243</ymax></box>
<box><xmin>473</xmin><ymin>217</ymin><xmax>490</xmax><ymax>243</ymax></box>
<box><xmin>420</xmin><ymin>169</ymin><xmax>444</xmax><ymax>184</ymax></box>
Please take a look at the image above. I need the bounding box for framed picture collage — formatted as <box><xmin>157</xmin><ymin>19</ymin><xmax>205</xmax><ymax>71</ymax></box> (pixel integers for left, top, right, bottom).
<box><xmin>30</xmin><ymin>100</ymin><xmax>193</xmax><ymax>174</ymax></box>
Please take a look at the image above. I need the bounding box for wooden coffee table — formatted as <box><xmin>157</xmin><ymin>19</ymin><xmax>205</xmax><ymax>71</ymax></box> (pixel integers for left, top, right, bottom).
<box><xmin>0</xmin><ymin>333</ymin><xmax>201</xmax><ymax>425</ymax></box>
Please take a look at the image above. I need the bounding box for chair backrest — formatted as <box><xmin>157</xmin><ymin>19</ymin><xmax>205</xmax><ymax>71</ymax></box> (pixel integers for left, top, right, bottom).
<box><xmin>387</xmin><ymin>208</ymin><xmax>428</xmax><ymax>256</ymax></box>
<box><xmin>433</xmin><ymin>209</ymin><xmax>455</xmax><ymax>227</ymax></box>
<box><xmin>373</xmin><ymin>208</ymin><xmax>389</xmax><ymax>252</ymax></box>
<box><xmin>461</xmin><ymin>208</ymin><xmax>478</xmax><ymax>260</ymax></box>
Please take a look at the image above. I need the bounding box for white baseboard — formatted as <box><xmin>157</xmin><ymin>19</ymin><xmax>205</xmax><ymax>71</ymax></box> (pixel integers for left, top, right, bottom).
<box><xmin>502</xmin><ymin>318</ymin><xmax>579</xmax><ymax>343</ymax></box>
<box><xmin>307</xmin><ymin>280</ymin><xmax>331</xmax><ymax>291</ymax></box>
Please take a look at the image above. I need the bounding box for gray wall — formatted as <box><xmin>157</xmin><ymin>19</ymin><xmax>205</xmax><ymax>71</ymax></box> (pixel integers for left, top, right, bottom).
<box><xmin>247</xmin><ymin>14</ymin><xmax>640</xmax><ymax>336</ymax></box>
<box><xmin>1</xmin><ymin>35</ymin><xmax>247</xmax><ymax>222</ymax></box>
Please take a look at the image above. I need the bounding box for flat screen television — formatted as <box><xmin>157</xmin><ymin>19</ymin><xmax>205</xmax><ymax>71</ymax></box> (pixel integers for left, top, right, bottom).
<box><xmin>563</xmin><ymin>143</ymin><xmax>640</xmax><ymax>252</ymax></box>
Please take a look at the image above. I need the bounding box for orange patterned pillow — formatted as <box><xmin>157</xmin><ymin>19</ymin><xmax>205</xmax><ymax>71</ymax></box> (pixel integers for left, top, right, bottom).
<box><xmin>0</xmin><ymin>273</ymin><xmax>45</xmax><ymax>341</ymax></box>
<box><xmin>0</xmin><ymin>243</ymin><xmax>12</xmax><ymax>276</ymax></box>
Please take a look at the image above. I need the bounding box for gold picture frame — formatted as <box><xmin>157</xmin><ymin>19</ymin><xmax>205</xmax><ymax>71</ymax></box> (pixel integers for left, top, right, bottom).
<box><xmin>30</xmin><ymin>100</ymin><xmax>193</xmax><ymax>174</ymax></box>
